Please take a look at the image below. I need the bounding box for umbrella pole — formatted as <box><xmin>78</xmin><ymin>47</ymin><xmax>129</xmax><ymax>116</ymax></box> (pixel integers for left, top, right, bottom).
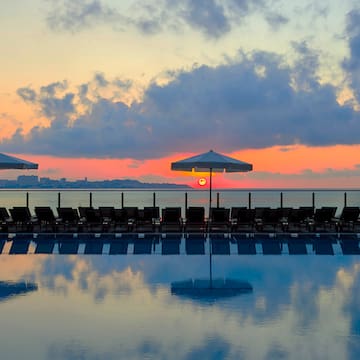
<box><xmin>209</xmin><ymin>252</ymin><xmax>213</xmax><ymax>289</ymax></box>
<box><xmin>209</xmin><ymin>168</ymin><xmax>213</xmax><ymax>289</ymax></box>
<box><xmin>209</xmin><ymin>167</ymin><xmax>212</xmax><ymax>217</ymax></box>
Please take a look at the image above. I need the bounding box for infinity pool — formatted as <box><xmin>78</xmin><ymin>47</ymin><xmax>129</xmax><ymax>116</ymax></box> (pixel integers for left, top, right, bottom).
<box><xmin>1</xmin><ymin>252</ymin><xmax>360</xmax><ymax>359</ymax></box>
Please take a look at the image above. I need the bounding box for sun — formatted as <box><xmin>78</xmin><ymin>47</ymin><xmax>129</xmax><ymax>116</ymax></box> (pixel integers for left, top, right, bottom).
<box><xmin>198</xmin><ymin>178</ymin><xmax>207</xmax><ymax>186</ymax></box>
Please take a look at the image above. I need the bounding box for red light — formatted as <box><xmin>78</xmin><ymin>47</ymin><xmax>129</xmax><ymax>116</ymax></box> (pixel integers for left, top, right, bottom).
<box><xmin>198</xmin><ymin>178</ymin><xmax>207</xmax><ymax>186</ymax></box>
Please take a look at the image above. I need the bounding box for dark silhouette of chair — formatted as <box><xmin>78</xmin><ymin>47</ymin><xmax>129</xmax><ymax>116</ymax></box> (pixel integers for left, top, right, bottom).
<box><xmin>9</xmin><ymin>207</ymin><xmax>33</xmax><ymax>232</ymax></box>
<box><xmin>287</xmin><ymin>207</ymin><xmax>313</xmax><ymax>232</ymax></box>
<box><xmin>161</xmin><ymin>207</ymin><xmax>182</xmax><ymax>233</ymax></box>
<box><xmin>336</xmin><ymin>207</ymin><xmax>360</xmax><ymax>232</ymax></box>
<box><xmin>98</xmin><ymin>206</ymin><xmax>115</xmax><ymax>221</ymax></box>
<box><xmin>57</xmin><ymin>207</ymin><xmax>81</xmax><ymax>232</ymax></box>
<box><xmin>312</xmin><ymin>207</ymin><xmax>337</xmax><ymax>232</ymax></box>
<box><xmin>185</xmin><ymin>207</ymin><xmax>206</xmax><ymax>233</ymax></box>
<box><xmin>34</xmin><ymin>206</ymin><xmax>57</xmax><ymax>232</ymax></box>
<box><xmin>99</xmin><ymin>206</ymin><xmax>116</xmax><ymax>232</ymax></box>
<box><xmin>113</xmin><ymin>208</ymin><xmax>131</xmax><ymax>232</ymax></box>
<box><xmin>78</xmin><ymin>206</ymin><xmax>93</xmax><ymax>220</ymax></box>
<box><xmin>230</xmin><ymin>207</ymin><xmax>247</xmax><ymax>222</ymax></box>
<box><xmin>136</xmin><ymin>206</ymin><xmax>159</xmax><ymax>232</ymax></box>
<box><xmin>123</xmin><ymin>207</ymin><xmax>139</xmax><ymax>220</ymax></box>
<box><xmin>123</xmin><ymin>207</ymin><xmax>139</xmax><ymax>231</ymax></box>
<box><xmin>253</xmin><ymin>207</ymin><xmax>271</xmax><ymax>231</ymax></box>
<box><xmin>232</xmin><ymin>208</ymin><xmax>256</xmax><ymax>232</ymax></box>
<box><xmin>0</xmin><ymin>207</ymin><xmax>10</xmax><ymax>222</ymax></box>
<box><xmin>257</xmin><ymin>208</ymin><xmax>283</xmax><ymax>232</ymax></box>
<box><xmin>209</xmin><ymin>207</ymin><xmax>230</xmax><ymax>233</ymax></box>
<box><xmin>0</xmin><ymin>207</ymin><xmax>11</xmax><ymax>232</ymax></box>
<box><xmin>254</xmin><ymin>207</ymin><xmax>271</xmax><ymax>219</ymax></box>
<box><xmin>79</xmin><ymin>207</ymin><xmax>103</xmax><ymax>232</ymax></box>
<box><xmin>299</xmin><ymin>206</ymin><xmax>315</xmax><ymax>218</ymax></box>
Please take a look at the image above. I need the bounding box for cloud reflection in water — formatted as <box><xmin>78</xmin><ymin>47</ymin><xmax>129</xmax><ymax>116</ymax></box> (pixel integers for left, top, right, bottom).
<box><xmin>0</xmin><ymin>255</ymin><xmax>359</xmax><ymax>359</ymax></box>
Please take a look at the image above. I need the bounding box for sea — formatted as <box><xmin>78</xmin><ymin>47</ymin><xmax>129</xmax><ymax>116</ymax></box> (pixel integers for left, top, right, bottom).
<box><xmin>1</xmin><ymin>188</ymin><xmax>360</xmax><ymax>216</ymax></box>
<box><xmin>1</xmin><ymin>189</ymin><xmax>360</xmax><ymax>360</ymax></box>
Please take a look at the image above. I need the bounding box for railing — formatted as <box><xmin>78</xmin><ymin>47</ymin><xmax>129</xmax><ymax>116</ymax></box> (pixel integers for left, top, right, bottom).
<box><xmin>1</xmin><ymin>189</ymin><xmax>360</xmax><ymax>216</ymax></box>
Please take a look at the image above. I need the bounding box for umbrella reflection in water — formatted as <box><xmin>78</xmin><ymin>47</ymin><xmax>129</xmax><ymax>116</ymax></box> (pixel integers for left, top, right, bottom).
<box><xmin>0</xmin><ymin>281</ymin><xmax>38</xmax><ymax>301</ymax></box>
<box><xmin>171</xmin><ymin>240</ymin><xmax>253</xmax><ymax>302</ymax></box>
<box><xmin>171</xmin><ymin>278</ymin><xmax>253</xmax><ymax>302</ymax></box>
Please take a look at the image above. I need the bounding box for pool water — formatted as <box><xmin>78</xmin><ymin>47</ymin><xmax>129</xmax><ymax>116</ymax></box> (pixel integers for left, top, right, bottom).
<box><xmin>1</xmin><ymin>253</ymin><xmax>360</xmax><ymax>359</ymax></box>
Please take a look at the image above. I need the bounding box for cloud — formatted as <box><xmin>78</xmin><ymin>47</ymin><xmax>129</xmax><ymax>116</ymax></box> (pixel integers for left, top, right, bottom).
<box><xmin>178</xmin><ymin>0</ymin><xmax>230</xmax><ymax>38</ymax></box>
<box><xmin>44</xmin><ymin>0</ymin><xmax>287</xmax><ymax>38</ymax></box>
<box><xmin>265</xmin><ymin>12</ymin><xmax>289</xmax><ymax>31</ymax></box>
<box><xmin>251</xmin><ymin>165</ymin><xmax>360</xmax><ymax>181</ymax></box>
<box><xmin>343</xmin><ymin>8</ymin><xmax>360</xmax><ymax>102</ymax></box>
<box><xmin>45</xmin><ymin>0</ymin><xmax>124</xmax><ymax>33</ymax></box>
<box><xmin>1</xmin><ymin>49</ymin><xmax>360</xmax><ymax>159</ymax></box>
<box><xmin>17</xmin><ymin>87</ymin><xmax>37</xmax><ymax>103</ymax></box>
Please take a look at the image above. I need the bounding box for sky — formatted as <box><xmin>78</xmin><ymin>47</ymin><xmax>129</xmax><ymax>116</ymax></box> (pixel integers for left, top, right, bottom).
<box><xmin>1</xmin><ymin>0</ymin><xmax>360</xmax><ymax>188</ymax></box>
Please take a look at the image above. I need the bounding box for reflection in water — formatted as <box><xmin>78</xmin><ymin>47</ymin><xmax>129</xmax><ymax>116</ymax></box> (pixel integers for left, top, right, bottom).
<box><xmin>0</xmin><ymin>255</ymin><xmax>360</xmax><ymax>359</ymax></box>
<box><xmin>171</xmin><ymin>278</ymin><xmax>253</xmax><ymax>303</ymax></box>
<box><xmin>0</xmin><ymin>280</ymin><xmax>37</xmax><ymax>301</ymax></box>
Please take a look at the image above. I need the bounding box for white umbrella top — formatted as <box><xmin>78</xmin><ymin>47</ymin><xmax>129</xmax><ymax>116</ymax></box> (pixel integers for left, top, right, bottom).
<box><xmin>171</xmin><ymin>150</ymin><xmax>252</xmax><ymax>173</ymax></box>
<box><xmin>0</xmin><ymin>153</ymin><xmax>38</xmax><ymax>170</ymax></box>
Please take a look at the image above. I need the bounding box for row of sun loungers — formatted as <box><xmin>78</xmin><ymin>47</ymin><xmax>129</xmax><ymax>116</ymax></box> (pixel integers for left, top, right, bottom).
<box><xmin>0</xmin><ymin>205</ymin><xmax>359</xmax><ymax>234</ymax></box>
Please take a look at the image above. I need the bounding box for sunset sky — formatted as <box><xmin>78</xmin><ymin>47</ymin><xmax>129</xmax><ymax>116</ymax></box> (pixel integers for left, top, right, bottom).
<box><xmin>1</xmin><ymin>0</ymin><xmax>360</xmax><ymax>188</ymax></box>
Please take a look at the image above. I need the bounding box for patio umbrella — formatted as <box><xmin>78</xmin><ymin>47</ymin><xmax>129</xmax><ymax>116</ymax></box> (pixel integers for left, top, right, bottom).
<box><xmin>171</xmin><ymin>150</ymin><xmax>252</xmax><ymax>213</ymax></box>
<box><xmin>0</xmin><ymin>153</ymin><xmax>38</xmax><ymax>170</ymax></box>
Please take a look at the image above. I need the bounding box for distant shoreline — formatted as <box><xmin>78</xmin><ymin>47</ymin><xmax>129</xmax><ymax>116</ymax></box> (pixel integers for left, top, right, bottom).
<box><xmin>0</xmin><ymin>175</ymin><xmax>192</xmax><ymax>190</ymax></box>
<box><xmin>0</xmin><ymin>187</ymin><xmax>359</xmax><ymax>191</ymax></box>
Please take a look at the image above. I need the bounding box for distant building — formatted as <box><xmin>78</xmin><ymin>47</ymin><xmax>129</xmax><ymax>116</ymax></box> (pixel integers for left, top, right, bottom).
<box><xmin>17</xmin><ymin>175</ymin><xmax>38</xmax><ymax>186</ymax></box>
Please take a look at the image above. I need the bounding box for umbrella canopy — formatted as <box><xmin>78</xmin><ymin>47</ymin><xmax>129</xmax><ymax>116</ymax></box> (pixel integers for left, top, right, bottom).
<box><xmin>171</xmin><ymin>149</ymin><xmax>252</xmax><ymax>173</ymax></box>
<box><xmin>171</xmin><ymin>150</ymin><xmax>252</xmax><ymax>213</ymax></box>
<box><xmin>0</xmin><ymin>153</ymin><xmax>38</xmax><ymax>170</ymax></box>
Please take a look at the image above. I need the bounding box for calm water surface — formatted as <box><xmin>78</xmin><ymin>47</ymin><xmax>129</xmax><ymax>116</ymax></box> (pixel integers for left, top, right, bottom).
<box><xmin>1</xmin><ymin>253</ymin><xmax>360</xmax><ymax>359</ymax></box>
<box><xmin>1</xmin><ymin>189</ymin><xmax>360</xmax><ymax>359</ymax></box>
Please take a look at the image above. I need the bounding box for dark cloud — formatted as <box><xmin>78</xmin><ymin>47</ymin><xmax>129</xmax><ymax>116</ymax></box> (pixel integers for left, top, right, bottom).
<box><xmin>17</xmin><ymin>87</ymin><xmax>37</xmax><ymax>103</ymax></box>
<box><xmin>46</xmin><ymin>0</ymin><xmax>124</xmax><ymax>33</ymax></box>
<box><xmin>44</xmin><ymin>0</ymin><xmax>287</xmax><ymax>38</ymax></box>
<box><xmin>265</xmin><ymin>12</ymin><xmax>289</xmax><ymax>31</ymax></box>
<box><xmin>179</xmin><ymin>0</ymin><xmax>230</xmax><ymax>38</ymax></box>
<box><xmin>2</xmin><ymin>50</ymin><xmax>360</xmax><ymax>159</ymax></box>
<box><xmin>343</xmin><ymin>9</ymin><xmax>360</xmax><ymax>102</ymax></box>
